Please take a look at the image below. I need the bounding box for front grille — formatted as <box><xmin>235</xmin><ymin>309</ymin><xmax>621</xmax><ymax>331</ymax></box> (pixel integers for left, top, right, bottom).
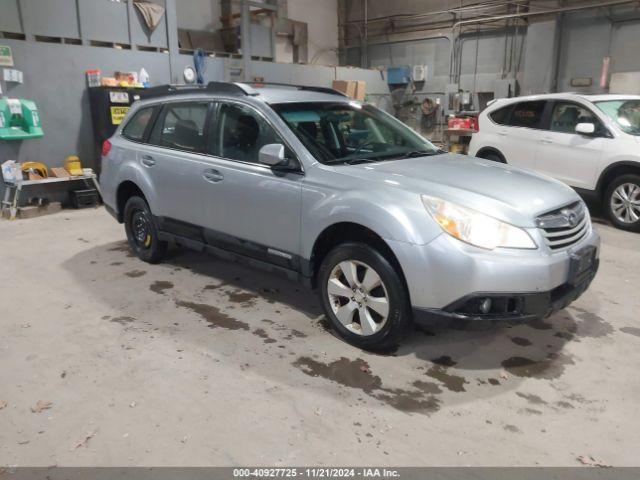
<box><xmin>536</xmin><ymin>201</ymin><xmax>590</xmax><ymax>250</ymax></box>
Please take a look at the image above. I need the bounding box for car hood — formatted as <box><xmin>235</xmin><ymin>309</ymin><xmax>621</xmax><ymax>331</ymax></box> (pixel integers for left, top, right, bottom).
<box><xmin>338</xmin><ymin>154</ymin><xmax>579</xmax><ymax>227</ymax></box>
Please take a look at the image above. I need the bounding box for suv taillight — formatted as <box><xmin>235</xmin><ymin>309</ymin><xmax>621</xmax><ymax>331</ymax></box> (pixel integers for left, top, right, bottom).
<box><xmin>101</xmin><ymin>140</ymin><xmax>112</xmax><ymax>157</ymax></box>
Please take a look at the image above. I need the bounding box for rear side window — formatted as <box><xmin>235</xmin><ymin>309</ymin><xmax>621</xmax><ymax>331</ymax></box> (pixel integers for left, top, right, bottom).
<box><xmin>149</xmin><ymin>102</ymin><xmax>209</xmax><ymax>153</ymax></box>
<box><xmin>489</xmin><ymin>105</ymin><xmax>512</xmax><ymax>125</ymax></box>
<box><xmin>509</xmin><ymin>101</ymin><xmax>546</xmax><ymax>129</ymax></box>
<box><xmin>122</xmin><ymin>107</ymin><xmax>155</xmax><ymax>141</ymax></box>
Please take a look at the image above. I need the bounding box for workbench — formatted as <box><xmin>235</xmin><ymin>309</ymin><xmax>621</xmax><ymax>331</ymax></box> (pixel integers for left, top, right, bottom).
<box><xmin>1</xmin><ymin>174</ymin><xmax>101</xmax><ymax>220</ymax></box>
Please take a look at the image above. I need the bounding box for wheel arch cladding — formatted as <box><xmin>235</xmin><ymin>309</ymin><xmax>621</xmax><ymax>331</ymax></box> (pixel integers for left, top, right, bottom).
<box><xmin>597</xmin><ymin>161</ymin><xmax>640</xmax><ymax>197</ymax></box>
<box><xmin>476</xmin><ymin>147</ymin><xmax>506</xmax><ymax>162</ymax></box>
<box><xmin>116</xmin><ymin>181</ymin><xmax>146</xmax><ymax>223</ymax></box>
<box><xmin>308</xmin><ymin>222</ymin><xmax>409</xmax><ymax>295</ymax></box>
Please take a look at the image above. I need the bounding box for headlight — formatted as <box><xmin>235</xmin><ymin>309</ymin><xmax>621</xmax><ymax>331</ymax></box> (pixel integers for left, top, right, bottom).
<box><xmin>421</xmin><ymin>195</ymin><xmax>537</xmax><ymax>250</ymax></box>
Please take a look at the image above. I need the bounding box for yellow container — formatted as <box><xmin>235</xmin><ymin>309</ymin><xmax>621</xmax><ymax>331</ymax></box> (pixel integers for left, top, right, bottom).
<box><xmin>64</xmin><ymin>156</ymin><xmax>83</xmax><ymax>176</ymax></box>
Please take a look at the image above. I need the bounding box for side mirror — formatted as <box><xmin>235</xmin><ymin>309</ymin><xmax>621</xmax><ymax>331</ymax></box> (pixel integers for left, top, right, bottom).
<box><xmin>575</xmin><ymin>123</ymin><xmax>596</xmax><ymax>135</ymax></box>
<box><xmin>259</xmin><ymin>143</ymin><xmax>287</xmax><ymax>167</ymax></box>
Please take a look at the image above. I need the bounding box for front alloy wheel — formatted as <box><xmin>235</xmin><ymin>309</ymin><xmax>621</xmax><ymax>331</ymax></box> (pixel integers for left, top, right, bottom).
<box><xmin>605</xmin><ymin>174</ymin><xmax>640</xmax><ymax>232</ymax></box>
<box><xmin>327</xmin><ymin>260</ymin><xmax>389</xmax><ymax>336</ymax></box>
<box><xmin>318</xmin><ymin>242</ymin><xmax>411</xmax><ymax>350</ymax></box>
<box><xmin>610</xmin><ymin>183</ymin><xmax>640</xmax><ymax>225</ymax></box>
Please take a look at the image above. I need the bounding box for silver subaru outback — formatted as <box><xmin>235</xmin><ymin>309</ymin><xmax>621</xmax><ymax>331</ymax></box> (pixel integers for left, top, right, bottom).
<box><xmin>100</xmin><ymin>82</ymin><xmax>600</xmax><ymax>350</ymax></box>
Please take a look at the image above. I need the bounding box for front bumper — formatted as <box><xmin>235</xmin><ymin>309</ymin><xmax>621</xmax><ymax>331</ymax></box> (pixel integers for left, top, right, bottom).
<box><xmin>386</xmin><ymin>225</ymin><xmax>600</xmax><ymax>323</ymax></box>
<box><xmin>412</xmin><ymin>256</ymin><xmax>598</xmax><ymax>324</ymax></box>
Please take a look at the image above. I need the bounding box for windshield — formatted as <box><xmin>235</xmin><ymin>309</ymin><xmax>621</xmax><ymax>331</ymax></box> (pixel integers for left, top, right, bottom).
<box><xmin>272</xmin><ymin>102</ymin><xmax>440</xmax><ymax>164</ymax></box>
<box><xmin>594</xmin><ymin>99</ymin><xmax>640</xmax><ymax>136</ymax></box>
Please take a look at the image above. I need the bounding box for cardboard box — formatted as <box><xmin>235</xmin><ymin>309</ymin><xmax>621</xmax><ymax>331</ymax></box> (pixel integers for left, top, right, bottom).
<box><xmin>50</xmin><ymin>167</ymin><xmax>70</xmax><ymax>178</ymax></box>
<box><xmin>332</xmin><ymin>80</ymin><xmax>366</xmax><ymax>101</ymax></box>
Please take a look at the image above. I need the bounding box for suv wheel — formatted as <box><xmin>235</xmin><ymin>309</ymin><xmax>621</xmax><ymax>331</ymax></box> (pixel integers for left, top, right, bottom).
<box><xmin>123</xmin><ymin>196</ymin><xmax>167</xmax><ymax>263</ymax></box>
<box><xmin>318</xmin><ymin>243</ymin><xmax>411</xmax><ymax>350</ymax></box>
<box><xmin>605</xmin><ymin>174</ymin><xmax>640</xmax><ymax>232</ymax></box>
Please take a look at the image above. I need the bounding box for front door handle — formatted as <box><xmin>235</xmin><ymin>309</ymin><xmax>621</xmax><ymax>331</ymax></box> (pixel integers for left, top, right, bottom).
<box><xmin>203</xmin><ymin>169</ymin><xmax>224</xmax><ymax>183</ymax></box>
<box><xmin>141</xmin><ymin>155</ymin><xmax>156</xmax><ymax>167</ymax></box>
<box><xmin>540</xmin><ymin>138</ymin><xmax>553</xmax><ymax>144</ymax></box>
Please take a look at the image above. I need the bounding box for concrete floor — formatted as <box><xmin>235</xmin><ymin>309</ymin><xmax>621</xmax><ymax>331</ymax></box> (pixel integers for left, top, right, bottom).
<box><xmin>1</xmin><ymin>207</ymin><xmax>639</xmax><ymax>467</ymax></box>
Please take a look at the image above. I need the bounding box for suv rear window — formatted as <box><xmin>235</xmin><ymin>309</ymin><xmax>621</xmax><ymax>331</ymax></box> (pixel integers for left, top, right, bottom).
<box><xmin>509</xmin><ymin>101</ymin><xmax>546</xmax><ymax>129</ymax></box>
<box><xmin>149</xmin><ymin>102</ymin><xmax>209</xmax><ymax>153</ymax></box>
<box><xmin>122</xmin><ymin>107</ymin><xmax>155</xmax><ymax>141</ymax></box>
<box><xmin>489</xmin><ymin>105</ymin><xmax>511</xmax><ymax>125</ymax></box>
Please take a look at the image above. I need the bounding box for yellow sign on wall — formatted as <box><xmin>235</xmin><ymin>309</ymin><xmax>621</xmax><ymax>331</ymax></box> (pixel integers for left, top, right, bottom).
<box><xmin>110</xmin><ymin>106</ymin><xmax>130</xmax><ymax>125</ymax></box>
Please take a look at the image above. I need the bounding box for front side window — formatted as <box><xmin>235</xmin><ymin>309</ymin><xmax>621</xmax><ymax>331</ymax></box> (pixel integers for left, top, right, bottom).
<box><xmin>509</xmin><ymin>101</ymin><xmax>546</xmax><ymax>129</ymax></box>
<box><xmin>122</xmin><ymin>106</ymin><xmax>155</xmax><ymax>141</ymax></box>
<box><xmin>149</xmin><ymin>102</ymin><xmax>209</xmax><ymax>153</ymax></box>
<box><xmin>210</xmin><ymin>102</ymin><xmax>288</xmax><ymax>163</ymax></box>
<box><xmin>272</xmin><ymin>102</ymin><xmax>439</xmax><ymax>164</ymax></box>
<box><xmin>550</xmin><ymin>102</ymin><xmax>602</xmax><ymax>134</ymax></box>
<box><xmin>595</xmin><ymin>99</ymin><xmax>640</xmax><ymax>136</ymax></box>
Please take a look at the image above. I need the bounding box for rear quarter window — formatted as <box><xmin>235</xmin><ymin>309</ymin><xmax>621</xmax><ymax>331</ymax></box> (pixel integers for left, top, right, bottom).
<box><xmin>122</xmin><ymin>106</ymin><xmax>155</xmax><ymax>141</ymax></box>
<box><xmin>508</xmin><ymin>101</ymin><xmax>546</xmax><ymax>129</ymax></box>
<box><xmin>488</xmin><ymin>105</ymin><xmax>512</xmax><ymax>125</ymax></box>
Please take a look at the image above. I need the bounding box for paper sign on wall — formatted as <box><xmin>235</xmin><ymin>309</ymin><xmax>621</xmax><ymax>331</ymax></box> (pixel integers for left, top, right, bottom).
<box><xmin>0</xmin><ymin>46</ymin><xmax>14</xmax><ymax>67</ymax></box>
<box><xmin>110</xmin><ymin>106</ymin><xmax>130</xmax><ymax>125</ymax></box>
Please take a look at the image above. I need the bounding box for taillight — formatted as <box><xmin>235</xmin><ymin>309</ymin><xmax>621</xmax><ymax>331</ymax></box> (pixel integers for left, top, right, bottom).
<box><xmin>102</xmin><ymin>139</ymin><xmax>112</xmax><ymax>157</ymax></box>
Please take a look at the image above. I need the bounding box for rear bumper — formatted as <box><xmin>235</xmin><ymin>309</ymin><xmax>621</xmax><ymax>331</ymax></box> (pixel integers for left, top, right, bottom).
<box><xmin>413</xmin><ymin>257</ymin><xmax>599</xmax><ymax>325</ymax></box>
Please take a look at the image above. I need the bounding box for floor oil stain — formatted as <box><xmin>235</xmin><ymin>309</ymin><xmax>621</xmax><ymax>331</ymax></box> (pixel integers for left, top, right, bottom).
<box><xmin>253</xmin><ymin>328</ymin><xmax>277</xmax><ymax>344</ymax></box>
<box><xmin>227</xmin><ymin>290</ymin><xmax>259</xmax><ymax>307</ymax></box>
<box><xmin>425</xmin><ymin>365</ymin><xmax>467</xmax><ymax>392</ymax></box>
<box><xmin>108</xmin><ymin>242</ymin><xmax>135</xmax><ymax>257</ymax></box>
<box><xmin>125</xmin><ymin>270</ymin><xmax>146</xmax><ymax>278</ymax></box>
<box><xmin>510</xmin><ymin>337</ymin><xmax>532</xmax><ymax>347</ymax></box>
<box><xmin>504</xmin><ymin>424</ymin><xmax>522</xmax><ymax>434</ymax></box>
<box><xmin>502</xmin><ymin>353</ymin><xmax>574</xmax><ymax>379</ymax></box>
<box><xmin>150</xmin><ymin>281</ymin><xmax>174</xmax><ymax>294</ymax></box>
<box><xmin>175</xmin><ymin>300</ymin><xmax>249</xmax><ymax>331</ymax></box>
<box><xmin>528</xmin><ymin>319</ymin><xmax>553</xmax><ymax>331</ymax></box>
<box><xmin>620</xmin><ymin>326</ymin><xmax>640</xmax><ymax>338</ymax></box>
<box><xmin>516</xmin><ymin>392</ymin><xmax>547</xmax><ymax>405</ymax></box>
<box><xmin>431</xmin><ymin>356</ymin><xmax>457</xmax><ymax>367</ymax></box>
<box><xmin>571</xmin><ymin>307</ymin><xmax>614</xmax><ymax>338</ymax></box>
<box><xmin>292</xmin><ymin>356</ymin><xmax>441</xmax><ymax>414</ymax></box>
<box><xmin>110</xmin><ymin>316</ymin><xmax>136</xmax><ymax>325</ymax></box>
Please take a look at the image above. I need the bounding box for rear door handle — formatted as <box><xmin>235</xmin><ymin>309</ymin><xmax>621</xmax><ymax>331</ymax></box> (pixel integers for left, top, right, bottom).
<box><xmin>497</xmin><ymin>131</ymin><xmax>507</xmax><ymax>136</ymax></box>
<box><xmin>141</xmin><ymin>155</ymin><xmax>156</xmax><ymax>167</ymax></box>
<box><xmin>540</xmin><ymin>138</ymin><xmax>553</xmax><ymax>144</ymax></box>
<box><xmin>203</xmin><ymin>169</ymin><xmax>224</xmax><ymax>183</ymax></box>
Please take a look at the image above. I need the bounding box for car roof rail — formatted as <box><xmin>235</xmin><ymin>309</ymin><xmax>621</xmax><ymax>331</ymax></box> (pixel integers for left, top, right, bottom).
<box><xmin>139</xmin><ymin>81</ymin><xmax>347</xmax><ymax>100</ymax></box>
<box><xmin>140</xmin><ymin>82</ymin><xmax>251</xmax><ymax>100</ymax></box>
<box><xmin>239</xmin><ymin>81</ymin><xmax>349</xmax><ymax>98</ymax></box>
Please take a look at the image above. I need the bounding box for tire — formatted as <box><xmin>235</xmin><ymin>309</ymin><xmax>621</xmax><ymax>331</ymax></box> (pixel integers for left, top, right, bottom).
<box><xmin>317</xmin><ymin>242</ymin><xmax>411</xmax><ymax>351</ymax></box>
<box><xmin>604</xmin><ymin>174</ymin><xmax>640</xmax><ymax>232</ymax></box>
<box><xmin>123</xmin><ymin>196</ymin><xmax>167</xmax><ymax>263</ymax></box>
<box><xmin>481</xmin><ymin>152</ymin><xmax>506</xmax><ymax>163</ymax></box>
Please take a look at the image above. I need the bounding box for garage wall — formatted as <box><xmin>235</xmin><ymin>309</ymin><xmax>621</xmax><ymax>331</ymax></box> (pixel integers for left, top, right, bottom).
<box><xmin>287</xmin><ymin>0</ymin><xmax>339</xmax><ymax>65</ymax></box>
<box><xmin>342</xmin><ymin>0</ymin><xmax>640</xmax><ymax>100</ymax></box>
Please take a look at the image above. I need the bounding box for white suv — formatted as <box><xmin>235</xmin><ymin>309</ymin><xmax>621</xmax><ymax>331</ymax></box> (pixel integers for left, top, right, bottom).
<box><xmin>469</xmin><ymin>93</ymin><xmax>640</xmax><ymax>232</ymax></box>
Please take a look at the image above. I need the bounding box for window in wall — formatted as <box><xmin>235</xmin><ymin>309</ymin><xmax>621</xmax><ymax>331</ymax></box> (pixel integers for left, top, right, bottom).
<box><xmin>210</xmin><ymin>103</ymin><xmax>289</xmax><ymax>163</ymax></box>
<box><xmin>149</xmin><ymin>102</ymin><xmax>209</xmax><ymax>153</ymax></box>
<box><xmin>508</xmin><ymin>101</ymin><xmax>546</xmax><ymax>129</ymax></box>
<box><xmin>550</xmin><ymin>102</ymin><xmax>601</xmax><ymax>134</ymax></box>
<box><xmin>122</xmin><ymin>107</ymin><xmax>155</xmax><ymax>141</ymax></box>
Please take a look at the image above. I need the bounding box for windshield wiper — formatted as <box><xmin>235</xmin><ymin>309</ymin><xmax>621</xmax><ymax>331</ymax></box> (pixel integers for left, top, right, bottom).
<box><xmin>402</xmin><ymin>150</ymin><xmax>443</xmax><ymax>158</ymax></box>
